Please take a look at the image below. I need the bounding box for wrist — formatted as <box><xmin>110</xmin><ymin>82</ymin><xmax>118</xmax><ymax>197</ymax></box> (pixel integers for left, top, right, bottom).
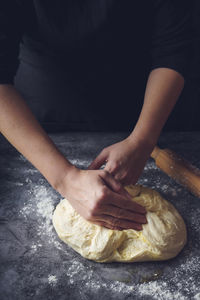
<box><xmin>53</xmin><ymin>164</ymin><xmax>80</xmax><ymax>197</ymax></box>
<box><xmin>127</xmin><ymin>129</ymin><xmax>157</xmax><ymax>153</ymax></box>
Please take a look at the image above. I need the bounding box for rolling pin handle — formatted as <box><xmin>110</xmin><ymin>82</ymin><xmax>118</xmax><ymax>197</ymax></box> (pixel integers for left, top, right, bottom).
<box><xmin>151</xmin><ymin>145</ymin><xmax>200</xmax><ymax>198</ymax></box>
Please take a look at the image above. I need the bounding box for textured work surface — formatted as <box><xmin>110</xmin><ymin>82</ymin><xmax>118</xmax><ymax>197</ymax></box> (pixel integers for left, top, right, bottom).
<box><xmin>0</xmin><ymin>131</ymin><xmax>200</xmax><ymax>300</ymax></box>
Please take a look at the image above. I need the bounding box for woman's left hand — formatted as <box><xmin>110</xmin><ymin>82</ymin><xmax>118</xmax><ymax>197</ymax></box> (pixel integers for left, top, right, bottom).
<box><xmin>88</xmin><ymin>136</ymin><xmax>155</xmax><ymax>185</ymax></box>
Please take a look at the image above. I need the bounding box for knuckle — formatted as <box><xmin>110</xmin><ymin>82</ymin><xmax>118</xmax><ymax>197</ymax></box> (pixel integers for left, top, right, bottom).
<box><xmin>87</xmin><ymin>205</ymin><xmax>98</xmax><ymax>219</ymax></box>
<box><xmin>109</xmin><ymin>225</ymin><xmax>116</xmax><ymax>230</ymax></box>
<box><xmin>115</xmin><ymin>183</ymin><xmax>122</xmax><ymax>192</ymax></box>
<box><xmin>109</xmin><ymin>169</ymin><xmax>115</xmax><ymax>176</ymax></box>
<box><xmin>99</xmin><ymin>169</ymin><xmax>109</xmax><ymax>179</ymax></box>
<box><xmin>90</xmin><ymin>205</ymin><xmax>97</xmax><ymax>215</ymax></box>
<box><xmin>112</xmin><ymin>161</ymin><xmax>118</xmax><ymax>170</ymax></box>
<box><xmin>86</xmin><ymin>211</ymin><xmax>93</xmax><ymax>220</ymax></box>
<box><xmin>108</xmin><ymin>163</ymin><xmax>117</xmax><ymax>174</ymax></box>
<box><xmin>105</xmin><ymin>223</ymin><xmax>115</xmax><ymax>230</ymax></box>
<box><xmin>115</xmin><ymin>174</ymin><xmax>122</xmax><ymax>182</ymax></box>
<box><xmin>93</xmin><ymin>200</ymin><xmax>101</xmax><ymax>211</ymax></box>
<box><xmin>116</xmin><ymin>208</ymin><xmax>124</xmax><ymax>218</ymax></box>
<box><xmin>99</xmin><ymin>186</ymin><xmax>108</xmax><ymax>198</ymax></box>
<box><xmin>102</xmin><ymin>169</ymin><xmax>109</xmax><ymax>177</ymax></box>
<box><xmin>105</xmin><ymin>166</ymin><xmax>113</xmax><ymax>174</ymax></box>
<box><xmin>112</xmin><ymin>217</ymin><xmax>120</xmax><ymax>227</ymax></box>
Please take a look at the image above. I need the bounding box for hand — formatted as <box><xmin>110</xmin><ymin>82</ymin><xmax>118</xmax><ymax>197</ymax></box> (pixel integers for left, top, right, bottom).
<box><xmin>57</xmin><ymin>167</ymin><xmax>147</xmax><ymax>231</ymax></box>
<box><xmin>88</xmin><ymin>136</ymin><xmax>154</xmax><ymax>185</ymax></box>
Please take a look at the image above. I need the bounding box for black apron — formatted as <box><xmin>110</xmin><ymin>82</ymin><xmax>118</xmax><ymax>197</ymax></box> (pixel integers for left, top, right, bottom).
<box><xmin>14</xmin><ymin>1</ymin><xmax>150</xmax><ymax>132</ymax></box>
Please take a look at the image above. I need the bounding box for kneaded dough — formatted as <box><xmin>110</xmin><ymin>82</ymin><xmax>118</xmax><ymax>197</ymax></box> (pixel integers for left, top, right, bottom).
<box><xmin>52</xmin><ymin>185</ymin><xmax>187</xmax><ymax>263</ymax></box>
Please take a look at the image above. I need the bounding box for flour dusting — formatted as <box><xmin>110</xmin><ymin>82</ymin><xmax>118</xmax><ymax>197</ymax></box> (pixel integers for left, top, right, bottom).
<box><xmin>194</xmin><ymin>293</ymin><xmax>200</xmax><ymax>300</ymax></box>
<box><xmin>48</xmin><ymin>275</ymin><xmax>58</xmax><ymax>286</ymax></box>
<box><xmin>20</xmin><ymin>185</ymin><xmax>63</xmax><ymax>251</ymax></box>
<box><xmin>18</xmin><ymin>172</ymin><xmax>199</xmax><ymax>300</ymax></box>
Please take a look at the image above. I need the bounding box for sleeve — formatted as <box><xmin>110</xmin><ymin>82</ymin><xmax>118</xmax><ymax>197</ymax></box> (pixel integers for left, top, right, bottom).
<box><xmin>0</xmin><ymin>1</ymin><xmax>24</xmax><ymax>84</ymax></box>
<box><xmin>150</xmin><ymin>0</ymin><xmax>194</xmax><ymax>79</ymax></box>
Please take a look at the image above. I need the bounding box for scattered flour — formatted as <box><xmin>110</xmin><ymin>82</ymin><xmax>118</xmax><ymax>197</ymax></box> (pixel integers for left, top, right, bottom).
<box><xmin>18</xmin><ymin>175</ymin><xmax>199</xmax><ymax>299</ymax></box>
<box><xmin>25</xmin><ymin>178</ymin><xmax>33</xmax><ymax>184</ymax></box>
<box><xmin>63</xmin><ymin>255</ymin><xmax>200</xmax><ymax>299</ymax></box>
<box><xmin>15</xmin><ymin>182</ymin><xmax>24</xmax><ymax>186</ymax></box>
<box><xmin>19</xmin><ymin>154</ymin><xmax>27</xmax><ymax>162</ymax></box>
<box><xmin>30</xmin><ymin>244</ymin><xmax>37</xmax><ymax>253</ymax></box>
<box><xmin>48</xmin><ymin>275</ymin><xmax>58</xmax><ymax>286</ymax></box>
<box><xmin>194</xmin><ymin>293</ymin><xmax>200</xmax><ymax>300</ymax></box>
<box><xmin>20</xmin><ymin>185</ymin><xmax>63</xmax><ymax>251</ymax></box>
<box><xmin>30</xmin><ymin>243</ymin><xmax>42</xmax><ymax>254</ymax></box>
<box><xmin>69</xmin><ymin>158</ymin><xmax>88</xmax><ymax>169</ymax></box>
<box><xmin>144</xmin><ymin>161</ymin><xmax>158</xmax><ymax>170</ymax></box>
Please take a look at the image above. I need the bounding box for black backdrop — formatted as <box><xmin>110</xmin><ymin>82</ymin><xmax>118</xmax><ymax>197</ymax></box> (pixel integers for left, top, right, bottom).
<box><xmin>165</xmin><ymin>0</ymin><xmax>200</xmax><ymax>131</ymax></box>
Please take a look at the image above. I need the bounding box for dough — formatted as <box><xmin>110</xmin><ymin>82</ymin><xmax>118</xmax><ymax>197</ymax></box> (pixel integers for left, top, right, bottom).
<box><xmin>52</xmin><ymin>185</ymin><xmax>187</xmax><ymax>263</ymax></box>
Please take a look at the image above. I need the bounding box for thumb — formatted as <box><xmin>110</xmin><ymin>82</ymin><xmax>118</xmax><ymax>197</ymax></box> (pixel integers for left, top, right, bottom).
<box><xmin>100</xmin><ymin>171</ymin><xmax>133</xmax><ymax>201</ymax></box>
<box><xmin>88</xmin><ymin>150</ymin><xmax>108</xmax><ymax>170</ymax></box>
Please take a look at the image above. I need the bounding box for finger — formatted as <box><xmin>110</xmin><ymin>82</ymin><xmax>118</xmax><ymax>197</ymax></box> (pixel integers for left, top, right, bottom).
<box><xmin>104</xmin><ymin>161</ymin><xmax>118</xmax><ymax>176</ymax></box>
<box><xmin>88</xmin><ymin>151</ymin><xmax>107</xmax><ymax>170</ymax></box>
<box><xmin>108</xmin><ymin>190</ymin><xmax>146</xmax><ymax>215</ymax></box>
<box><xmin>90</xmin><ymin>220</ymin><xmax>123</xmax><ymax>231</ymax></box>
<box><xmin>99</xmin><ymin>170</ymin><xmax>133</xmax><ymax>201</ymax></box>
<box><xmin>99</xmin><ymin>170</ymin><xmax>121</xmax><ymax>192</ymax></box>
<box><xmin>116</xmin><ymin>173</ymin><xmax>139</xmax><ymax>186</ymax></box>
<box><xmin>100</xmin><ymin>204</ymin><xmax>147</xmax><ymax>224</ymax></box>
<box><xmin>96</xmin><ymin>214</ymin><xmax>143</xmax><ymax>231</ymax></box>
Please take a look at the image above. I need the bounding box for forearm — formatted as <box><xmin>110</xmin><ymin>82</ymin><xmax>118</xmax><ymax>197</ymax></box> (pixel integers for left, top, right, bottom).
<box><xmin>0</xmin><ymin>85</ymin><xmax>74</xmax><ymax>189</ymax></box>
<box><xmin>129</xmin><ymin>68</ymin><xmax>185</xmax><ymax>147</ymax></box>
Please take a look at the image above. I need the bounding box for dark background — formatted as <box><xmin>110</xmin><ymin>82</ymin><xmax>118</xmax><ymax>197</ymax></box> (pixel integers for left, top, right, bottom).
<box><xmin>165</xmin><ymin>0</ymin><xmax>200</xmax><ymax>131</ymax></box>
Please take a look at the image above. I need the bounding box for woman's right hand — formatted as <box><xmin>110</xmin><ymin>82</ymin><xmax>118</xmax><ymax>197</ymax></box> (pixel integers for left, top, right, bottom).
<box><xmin>57</xmin><ymin>166</ymin><xmax>147</xmax><ymax>231</ymax></box>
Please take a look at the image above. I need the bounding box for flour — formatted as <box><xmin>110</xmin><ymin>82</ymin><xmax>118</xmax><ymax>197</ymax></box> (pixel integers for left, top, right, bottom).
<box><xmin>144</xmin><ymin>161</ymin><xmax>158</xmax><ymax>170</ymax></box>
<box><xmin>58</xmin><ymin>253</ymin><xmax>200</xmax><ymax>299</ymax></box>
<box><xmin>30</xmin><ymin>244</ymin><xmax>37</xmax><ymax>253</ymax></box>
<box><xmin>15</xmin><ymin>182</ymin><xmax>24</xmax><ymax>186</ymax></box>
<box><xmin>30</xmin><ymin>243</ymin><xmax>42</xmax><ymax>253</ymax></box>
<box><xmin>194</xmin><ymin>293</ymin><xmax>200</xmax><ymax>300</ymax></box>
<box><xmin>25</xmin><ymin>178</ymin><xmax>33</xmax><ymax>184</ymax></box>
<box><xmin>60</xmin><ymin>251</ymin><xmax>200</xmax><ymax>299</ymax></box>
<box><xmin>69</xmin><ymin>158</ymin><xmax>88</xmax><ymax>169</ymax></box>
<box><xmin>20</xmin><ymin>185</ymin><xmax>63</xmax><ymax>251</ymax></box>
<box><xmin>142</xmin><ymin>158</ymin><xmax>185</xmax><ymax>195</ymax></box>
<box><xmin>18</xmin><ymin>173</ymin><xmax>199</xmax><ymax>299</ymax></box>
<box><xmin>137</xmin><ymin>281</ymin><xmax>186</xmax><ymax>300</ymax></box>
<box><xmin>48</xmin><ymin>275</ymin><xmax>58</xmax><ymax>286</ymax></box>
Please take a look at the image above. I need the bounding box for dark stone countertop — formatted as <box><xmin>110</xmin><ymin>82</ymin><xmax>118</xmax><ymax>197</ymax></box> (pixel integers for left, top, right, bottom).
<box><xmin>0</xmin><ymin>131</ymin><xmax>200</xmax><ymax>300</ymax></box>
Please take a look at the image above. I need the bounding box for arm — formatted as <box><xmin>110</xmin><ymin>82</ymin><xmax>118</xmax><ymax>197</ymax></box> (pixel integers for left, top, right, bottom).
<box><xmin>89</xmin><ymin>67</ymin><xmax>184</xmax><ymax>184</ymax></box>
<box><xmin>0</xmin><ymin>2</ymin><xmax>147</xmax><ymax>230</ymax></box>
<box><xmin>88</xmin><ymin>0</ymin><xmax>193</xmax><ymax>184</ymax></box>
<box><xmin>0</xmin><ymin>85</ymin><xmax>146</xmax><ymax>230</ymax></box>
<box><xmin>0</xmin><ymin>84</ymin><xmax>74</xmax><ymax>189</ymax></box>
<box><xmin>129</xmin><ymin>67</ymin><xmax>184</xmax><ymax>148</ymax></box>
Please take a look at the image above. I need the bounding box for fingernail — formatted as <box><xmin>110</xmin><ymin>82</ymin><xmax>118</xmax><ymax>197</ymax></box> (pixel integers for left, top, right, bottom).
<box><xmin>127</xmin><ymin>191</ymin><xmax>132</xmax><ymax>197</ymax></box>
<box><xmin>140</xmin><ymin>207</ymin><xmax>147</xmax><ymax>214</ymax></box>
<box><xmin>126</xmin><ymin>192</ymin><xmax>133</xmax><ymax>200</ymax></box>
<box><xmin>142</xmin><ymin>217</ymin><xmax>148</xmax><ymax>224</ymax></box>
<box><xmin>115</xmin><ymin>227</ymin><xmax>123</xmax><ymax>231</ymax></box>
<box><xmin>132</xmin><ymin>225</ymin><xmax>142</xmax><ymax>231</ymax></box>
<box><xmin>137</xmin><ymin>225</ymin><xmax>143</xmax><ymax>231</ymax></box>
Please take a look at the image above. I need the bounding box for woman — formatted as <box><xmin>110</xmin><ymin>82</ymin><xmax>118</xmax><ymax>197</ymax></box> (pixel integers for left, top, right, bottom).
<box><xmin>0</xmin><ymin>0</ymin><xmax>193</xmax><ymax>230</ymax></box>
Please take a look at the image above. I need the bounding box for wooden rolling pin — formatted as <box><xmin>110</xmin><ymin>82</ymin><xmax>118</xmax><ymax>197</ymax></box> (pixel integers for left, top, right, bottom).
<box><xmin>151</xmin><ymin>146</ymin><xmax>200</xmax><ymax>197</ymax></box>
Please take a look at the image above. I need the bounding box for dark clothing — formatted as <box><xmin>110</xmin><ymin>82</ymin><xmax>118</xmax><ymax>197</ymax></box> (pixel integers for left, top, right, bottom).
<box><xmin>0</xmin><ymin>1</ymin><xmax>193</xmax><ymax>131</ymax></box>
